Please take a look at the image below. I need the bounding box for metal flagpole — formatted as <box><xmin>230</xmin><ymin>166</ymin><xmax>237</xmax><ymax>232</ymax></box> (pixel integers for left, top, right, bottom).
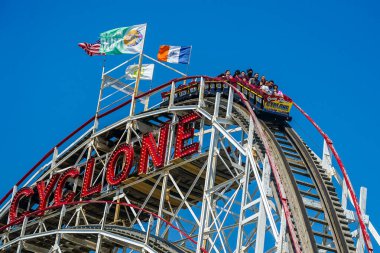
<box><xmin>93</xmin><ymin>55</ymin><xmax>107</xmax><ymax>133</ymax></box>
<box><xmin>127</xmin><ymin>24</ymin><xmax>147</xmax><ymax>143</ymax></box>
<box><xmin>185</xmin><ymin>46</ymin><xmax>192</xmax><ymax>76</ymax></box>
<box><xmin>129</xmin><ymin>24</ymin><xmax>147</xmax><ymax>118</ymax></box>
<box><xmin>121</xmin><ymin>24</ymin><xmax>147</xmax><ymax>222</ymax></box>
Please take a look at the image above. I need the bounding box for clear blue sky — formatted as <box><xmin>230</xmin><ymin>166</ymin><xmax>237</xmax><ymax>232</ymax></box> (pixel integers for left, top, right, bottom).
<box><xmin>1</xmin><ymin>0</ymin><xmax>379</xmax><ymax>250</ymax></box>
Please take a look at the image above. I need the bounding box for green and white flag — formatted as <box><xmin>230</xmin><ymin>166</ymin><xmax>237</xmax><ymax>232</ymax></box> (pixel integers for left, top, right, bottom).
<box><xmin>100</xmin><ymin>24</ymin><xmax>146</xmax><ymax>55</ymax></box>
<box><xmin>125</xmin><ymin>64</ymin><xmax>155</xmax><ymax>80</ymax></box>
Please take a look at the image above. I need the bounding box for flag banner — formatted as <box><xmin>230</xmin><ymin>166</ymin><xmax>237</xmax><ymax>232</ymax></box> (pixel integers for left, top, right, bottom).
<box><xmin>100</xmin><ymin>24</ymin><xmax>146</xmax><ymax>55</ymax></box>
<box><xmin>78</xmin><ymin>40</ymin><xmax>104</xmax><ymax>56</ymax></box>
<box><xmin>125</xmin><ymin>64</ymin><xmax>155</xmax><ymax>80</ymax></box>
<box><xmin>157</xmin><ymin>45</ymin><xmax>191</xmax><ymax>64</ymax></box>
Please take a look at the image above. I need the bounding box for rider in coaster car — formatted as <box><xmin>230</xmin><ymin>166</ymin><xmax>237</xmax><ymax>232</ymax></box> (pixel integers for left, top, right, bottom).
<box><xmin>273</xmin><ymin>84</ymin><xmax>284</xmax><ymax>97</ymax></box>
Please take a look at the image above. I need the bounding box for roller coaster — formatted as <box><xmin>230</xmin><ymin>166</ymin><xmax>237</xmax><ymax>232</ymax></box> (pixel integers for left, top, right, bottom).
<box><xmin>0</xmin><ymin>59</ymin><xmax>379</xmax><ymax>253</ymax></box>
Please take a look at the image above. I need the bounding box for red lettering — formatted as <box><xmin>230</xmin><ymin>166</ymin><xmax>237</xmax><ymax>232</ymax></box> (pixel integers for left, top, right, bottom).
<box><xmin>54</xmin><ymin>168</ymin><xmax>79</xmax><ymax>205</ymax></box>
<box><xmin>138</xmin><ymin>123</ymin><xmax>169</xmax><ymax>174</ymax></box>
<box><xmin>106</xmin><ymin>144</ymin><xmax>134</xmax><ymax>186</ymax></box>
<box><xmin>175</xmin><ymin>112</ymin><xmax>200</xmax><ymax>158</ymax></box>
<box><xmin>9</xmin><ymin>187</ymin><xmax>34</xmax><ymax>223</ymax></box>
<box><xmin>81</xmin><ymin>158</ymin><xmax>102</xmax><ymax>198</ymax></box>
<box><xmin>6</xmin><ymin>111</ymin><xmax>205</xmax><ymax>226</ymax></box>
<box><xmin>36</xmin><ymin>174</ymin><xmax>60</xmax><ymax>213</ymax></box>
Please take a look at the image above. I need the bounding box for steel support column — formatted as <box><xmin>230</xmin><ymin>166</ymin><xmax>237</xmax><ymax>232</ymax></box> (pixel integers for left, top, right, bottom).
<box><xmin>156</xmin><ymin>172</ymin><xmax>168</xmax><ymax>236</ymax></box>
<box><xmin>357</xmin><ymin>187</ymin><xmax>368</xmax><ymax>253</ymax></box>
<box><xmin>196</xmin><ymin>92</ymin><xmax>221</xmax><ymax>253</ymax></box>
<box><xmin>96</xmin><ymin>203</ymin><xmax>109</xmax><ymax>253</ymax></box>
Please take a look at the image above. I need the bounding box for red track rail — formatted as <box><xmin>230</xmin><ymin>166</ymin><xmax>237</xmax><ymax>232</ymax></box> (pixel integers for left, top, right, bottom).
<box><xmin>293</xmin><ymin>102</ymin><xmax>373</xmax><ymax>253</ymax></box>
<box><xmin>0</xmin><ymin>200</ymin><xmax>208</xmax><ymax>253</ymax></box>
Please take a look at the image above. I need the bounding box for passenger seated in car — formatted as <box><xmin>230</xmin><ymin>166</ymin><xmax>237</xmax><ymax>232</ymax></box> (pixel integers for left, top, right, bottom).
<box><xmin>268</xmin><ymin>80</ymin><xmax>274</xmax><ymax>91</ymax></box>
<box><xmin>224</xmin><ymin>70</ymin><xmax>232</xmax><ymax>79</ymax></box>
<box><xmin>249</xmin><ymin>73</ymin><xmax>260</xmax><ymax>86</ymax></box>
<box><xmin>233</xmin><ymin>70</ymin><xmax>241</xmax><ymax>78</ymax></box>
<box><xmin>273</xmin><ymin>85</ymin><xmax>283</xmax><ymax>97</ymax></box>
<box><xmin>218</xmin><ymin>69</ymin><xmax>232</xmax><ymax>79</ymax></box>
<box><xmin>259</xmin><ymin>76</ymin><xmax>266</xmax><ymax>86</ymax></box>
<box><xmin>260</xmin><ymin>81</ymin><xmax>272</xmax><ymax>95</ymax></box>
<box><xmin>240</xmin><ymin>71</ymin><xmax>248</xmax><ymax>82</ymax></box>
<box><xmin>247</xmin><ymin>69</ymin><xmax>253</xmax><ymax>79</ymax></box>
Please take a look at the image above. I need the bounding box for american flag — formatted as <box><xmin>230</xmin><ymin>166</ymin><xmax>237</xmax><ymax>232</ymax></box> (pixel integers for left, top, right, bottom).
<box><xmin>78</xmin><ymin>40</ymin><xmax>104</xmax><ymax>56</ymax></box>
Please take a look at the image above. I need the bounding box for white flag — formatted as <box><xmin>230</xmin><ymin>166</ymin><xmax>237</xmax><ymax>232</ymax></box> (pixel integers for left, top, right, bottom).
<box><xmin>125</xmin><ymin>64</ymin><xmax>155</xmax><ymax>80</ymax></box>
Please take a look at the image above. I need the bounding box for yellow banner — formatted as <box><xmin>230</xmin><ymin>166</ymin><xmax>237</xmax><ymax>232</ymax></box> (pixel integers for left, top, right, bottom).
<box><xmin>263</xmin><ymin>98</ymin><xmax>292</xmax><ymax>114</ymax></box>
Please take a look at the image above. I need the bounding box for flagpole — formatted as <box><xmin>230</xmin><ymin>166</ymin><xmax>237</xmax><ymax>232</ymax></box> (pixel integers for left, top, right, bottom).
<box><xmin>127</xmin><ymin>24</ymin><xmax>147</xmax><ymax>144</ymax></box>
<box><xmin>129</xmin><ymin>24</ymin><xmax>147</xmax><ymax>118</ymax></box>
<box><xmin>114</xmin><ymin>24</ymin><xmax>147</xmax><ymax>222</ymax></box>
<box><xmin>93</xmin><ymin>55</ymin><xmax>107</xmax><ymax>133</ymax></box>
<box><xmin>128</xmin><ymin>52</ymin><xmax>143</xmax><ymax>117</ymax></box>
<box><xmin>185</xmin><ymin>46</ymin><xmax>192</xmax><ymax>76</ymax></box>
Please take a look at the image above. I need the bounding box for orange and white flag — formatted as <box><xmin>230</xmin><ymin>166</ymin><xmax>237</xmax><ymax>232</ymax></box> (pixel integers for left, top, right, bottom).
<box><xmin>157</xmin><ymin>45</ymin><xmax>191</xmax><ymax>64</ymax></box>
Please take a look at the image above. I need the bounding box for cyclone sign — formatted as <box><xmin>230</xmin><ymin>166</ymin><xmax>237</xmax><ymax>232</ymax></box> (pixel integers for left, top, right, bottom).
<box><xmin>8</xmin><ymin>112</ymin><xmax>200</xmax><ymax>225</ymax></box>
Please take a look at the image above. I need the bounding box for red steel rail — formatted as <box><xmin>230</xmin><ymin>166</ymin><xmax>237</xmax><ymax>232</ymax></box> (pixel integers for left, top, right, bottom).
<box><xmin>293</xmin><ymin>102</ymin><xmax>373</xmax><ymax>253</ymax></box>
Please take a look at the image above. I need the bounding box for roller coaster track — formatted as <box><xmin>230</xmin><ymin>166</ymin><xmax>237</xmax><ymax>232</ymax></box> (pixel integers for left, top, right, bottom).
<box><xmin>263</xmin><ymin>121</ymin><xmax>355</xmax><ymax>252</ymax></box>
<box><xmin>0</xmin><ymin>75</ymin><xmax>375</xmax><ymax>252</ymax></box>
<box><xmin>229</xmin><ymin>104</ymin><xmax>354</xmax><ymax>252</ymax></box>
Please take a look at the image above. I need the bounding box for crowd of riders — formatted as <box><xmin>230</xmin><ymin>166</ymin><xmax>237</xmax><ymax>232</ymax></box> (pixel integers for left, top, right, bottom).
<box><xmin>218</xmin><ymin>69</ymin><xmax>283</xmax><ymax>97</ymax></box>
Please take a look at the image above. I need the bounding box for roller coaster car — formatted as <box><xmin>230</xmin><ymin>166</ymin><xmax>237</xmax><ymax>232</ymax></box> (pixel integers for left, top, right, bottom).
<box><xmin>161</xmin><ymin>78</ymin><xmax>293</xmax><ymax>121</ymax></box>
